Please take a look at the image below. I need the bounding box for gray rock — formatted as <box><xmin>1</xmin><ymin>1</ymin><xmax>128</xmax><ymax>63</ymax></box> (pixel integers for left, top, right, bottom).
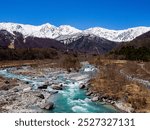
<box><xmin>90</xmin><ymin>93</ymin><xmax>95</xmax><ymax>97</ymax></box>
<box><xmin>86</xmin><ymin>91</ymin><xmax>93</xmax><ymax>96</ymax></box>
<box><xmin>40</xmin><ymin>102</ymin><xmax>54</xmax><ymax>110</ymax></box>
<box><xmin>52</xmin><ymin>85</ymin><xmax>63</xmax><ymax>90</ymax></box>
<box><xmin>25</xmin><ymin>81</ymin><xmax>30</xmax><ymax>84</ymax></box>
<box><xmin>23</xmin><ymin>87</ymin><xmax>31</xmax><ymax>92</ymax></box>
<box><xmin>13</xmin><ymin>88</ymin><xmax>19</xmax><ymax>92</ymax></box>
<box><xmin>50</xmin><ymin>91</ymin><xmax>59</xmax><ymax>94</ymax></box>
<box><xmin>60</xmin><ymin>84</ymin><xmax>63</xmax><ymax>87</ymax></box>
<box><xmin>38</xmin><ymin>84</ymin><xmax>48</xmax><ymax>89</ymax></box>
<box><xmin>110</xmin><ymin>101</ymin><xmax>115</xmax><ymax>104</ymax></box>
<box><xmin>84</xmin><ymin>87</ymin><xmax>89</xmax><ymax>90</ymax></box>
<box><xmin>91</xmin><ymin>96</ymin><xmax>99</xmax><ymax>102</ymax></box>
<box><xmin>37</xmin><ymin>94</ymin><xmax>45</xmax><ymax>99</ymax></box>
<box><xmin>79</xmin><ymin>84</ymin><xmax>86</xmax><ymax>89</ymax></box>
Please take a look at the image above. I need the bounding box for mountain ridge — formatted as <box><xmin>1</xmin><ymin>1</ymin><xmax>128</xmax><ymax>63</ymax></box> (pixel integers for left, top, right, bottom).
<box><xmin>110</xmin><ymin>31</ymin><xmax>150</xmax><ymax>61</ymax></box>
<box><xmin>0</xmin><ymin>22</ymin><xmax>150</xmax><ymax>43</ymax></box>
<box><xmin>0</xmin><ymin>29</ymin><xmax>118</xmax><ymax>55</ymax></box>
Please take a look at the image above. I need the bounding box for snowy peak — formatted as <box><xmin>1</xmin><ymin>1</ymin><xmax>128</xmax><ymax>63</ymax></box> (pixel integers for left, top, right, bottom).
<box><xmin>40</xmin><ymin>23</ymin><xmax>55</xmax><ymax>28</ymax></box>
<box><xmin>114</xmin><ymin>26</ymin><xmax>150</xmax><ymax>42</ymax></box>
<box><xmin>0</xmin><ymin>22</ymin><xmax>81</xmax><ymax>39</ymax></box>
<box><xmin>84</xmin><ymin>27</ymin><xmax>118</xmax><ymax>41</ymax></box>
<box><xmin>0</xmin><ymin>22</ymin><xmax>150</xmax><ymax>43</ymax></box>
<box><xmin>58</xmin><ymin>25</ymin><xmax>81</xmax><ymax>35</ymax></box>
<box><xmin>84</xmin><ymin>26</ymin><xmax>150</xmax><ymax>42</ymax></box>
<box><xmin>39</xmin><ymin>23</ymin><xmax>56</xmax><ymax>33</ymax></box>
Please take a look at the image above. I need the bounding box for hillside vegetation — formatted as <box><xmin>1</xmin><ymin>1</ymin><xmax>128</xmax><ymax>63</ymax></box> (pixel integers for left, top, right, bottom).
<box><xmin>0</xmin><ymin>48</ymin><xmax>58</xmax><ymax>60</ymax></box>
<box><xmin>110</xmin><ymin>31</ymin><xmax>150</xmax><ymax>61</ymax></box>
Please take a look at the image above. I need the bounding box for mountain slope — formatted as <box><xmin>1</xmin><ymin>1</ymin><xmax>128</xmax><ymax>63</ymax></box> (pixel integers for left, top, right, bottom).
<box><xmin>111</xmin><ymin>31</ymin><xmax>150</xmax><ymax>61</ymax></box>
<box><xmin>125</xmin><ymin>31</ymin><xmax>150</xmax><ymax>48</ymax></box>
<box><xmin>68</xmin><ymin>34</ymin><xmax>118</xmax><ymax>54</ymax></box>
<box><xmin>0</xmin><ymin>30</ymin><xmax>65</xmax><ymax>50</ymax></box>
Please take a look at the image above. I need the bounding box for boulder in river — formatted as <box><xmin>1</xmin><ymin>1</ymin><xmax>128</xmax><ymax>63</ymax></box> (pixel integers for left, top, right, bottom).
<box><xmin>52</xmin><ymin>84</ymin><xmax>63</xmax><ymax>90</ymax></box>
<box><xmin>40</xmin><ymin>102</ymin><xmax>54</xmax><ymax>110</ymax></box>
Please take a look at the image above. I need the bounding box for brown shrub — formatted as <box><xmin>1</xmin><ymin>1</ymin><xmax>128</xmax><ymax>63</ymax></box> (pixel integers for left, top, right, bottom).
<box><xmin>61</xmin><ymin>55</ymin><xmax>80</xmax><ymax>72</ymax></box>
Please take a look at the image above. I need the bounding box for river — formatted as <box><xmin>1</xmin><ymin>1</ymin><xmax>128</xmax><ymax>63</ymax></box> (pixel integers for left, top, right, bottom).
<box><xmin>0</xmin><ymin>62</ymin><xmax>117</xmax><ymax>113</ymax></box>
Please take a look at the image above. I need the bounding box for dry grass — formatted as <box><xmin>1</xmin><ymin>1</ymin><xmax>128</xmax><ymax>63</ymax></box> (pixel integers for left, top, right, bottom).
<box><xmin>144</xmin><ymin>62</ymin><xmax>150</xmax><ymax>71</ymax></box>
<box><xmin>123</xmin><ymin>61</ymin><xmax>150</xmax><ymax>81</ymax></box>
<box><xmin>0</xmin><ymin>60</ymin><xmax>38</xmax><ymax>68</ymax></box>
<box><xmin>90</xmin><ymin>63</ymin><xmax>128</xmax><ymax>100</ymax></box>
<box><xmin>123</xmin><ymin>84</ymin><xmax>150</xmax><ymax>112</ymax></box>
<box><xmin>56</xmin><ymin>55</ymin><xmax>81</xmax><ymax>72</ymax></box>
<box><xmin>89</xmin><ymin>59</ymin><xmax>150</xmax><ymax>112</ymax></box>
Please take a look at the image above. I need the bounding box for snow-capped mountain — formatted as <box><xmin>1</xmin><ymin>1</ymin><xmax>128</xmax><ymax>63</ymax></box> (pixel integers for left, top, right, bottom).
<box><xmin>84</xmin><ymin>27</ymin><xmax>150</xmax><ymax>42</ymax></box>
<box><xmin>56</xmin><ymin>26</ymin><xmax>150</xmax><ymax>44</ymax></box>
<box><xmin>0</xmin><ymin>22</ymin><xmax>150</xmax><ymax>44</ymax></box>
<box><xmin>55</xmin><ymin>33</ymin><xmax>84</xmax><ymax>44</ymax></box>
<box><xmin>0</xmin><ymin>29</ymin><xmax>66</xmax><ymax>50</ymax></box>
<box><xmin>0</xmin><ymin>22</ymin><xmax>81</xmax><ymax>39</ymax></box>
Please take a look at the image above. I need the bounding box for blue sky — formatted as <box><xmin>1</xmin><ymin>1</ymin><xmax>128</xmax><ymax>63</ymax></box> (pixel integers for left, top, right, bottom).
<box><xmin>0</xmin><ymin>0</ymin><xmax>150</xmax><ymax>30</ymax></box>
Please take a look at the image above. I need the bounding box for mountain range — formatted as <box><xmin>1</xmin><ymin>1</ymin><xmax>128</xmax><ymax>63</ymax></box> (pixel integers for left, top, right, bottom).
<box><xmin>0</xmin><ymin>22</ymin><xmax>150</xmax><ymax>54</ymax></box>
<box><xmin>1</xmin><ymin>22</ymin><xmax>150</xmax><ymax>42</ymax></box>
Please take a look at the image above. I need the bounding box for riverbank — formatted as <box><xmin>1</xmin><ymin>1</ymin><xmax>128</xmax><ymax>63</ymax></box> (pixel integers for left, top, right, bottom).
<box><xmin>0</xmin><ymin>76</ymin><xmax>57</xmax><ymax>112</ymax></box>
<box><xmin>88</xmin><ymin>59</ymin><xmax>150</xmax><ymax>113</ymax></box>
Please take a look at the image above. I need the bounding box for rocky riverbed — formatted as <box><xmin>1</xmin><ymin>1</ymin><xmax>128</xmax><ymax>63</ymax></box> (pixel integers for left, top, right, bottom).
<box><xmin>0</xmin><ymin>78</ymin><xmax>54</xmax><ymax>112</ymax></box>
<box><xmin>0</xmin><ymin>63</ymin><xmax>117</xmax><ymax>113</ymax></box>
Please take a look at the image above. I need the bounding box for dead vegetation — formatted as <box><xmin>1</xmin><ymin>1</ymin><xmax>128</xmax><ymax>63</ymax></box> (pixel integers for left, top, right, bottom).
<box><xmin>61</xmin><ymin>55</ymin><xmax>80</xmax><ymax>71</ymax></box>
<box><xmin>89</xmin><ymin>57</ymin><xmax>150</xmax><ymax>112</ymax></box>
<box><xmin>145</xmin><ymin>62</ymin><xmax>150</xmax><ymax>70</ymax></box>
<box><xmin>123</xmin><ymin>61</ymin><xmax>150</xmax><ymax>81</ymax></box>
